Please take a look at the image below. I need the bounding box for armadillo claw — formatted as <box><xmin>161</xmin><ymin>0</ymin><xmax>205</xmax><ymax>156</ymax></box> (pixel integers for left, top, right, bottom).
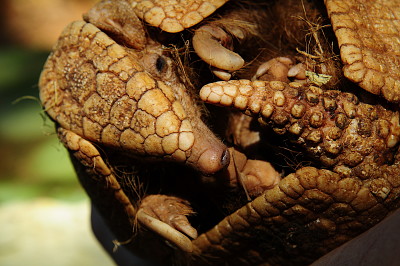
<box><xmin>137</xmin><ymin>210</ymin><xmax>194</xmax><ymax>253</ymax></box>
<box><xmin>193</xmin><ymin>25</ymin><xmax>244</xmax><ymax>72</ymax></box>
<box><xmin>212</xmin><ymin>67</ymin><xmax>232</xmax><ymax>81</ymax></box>
<box><xmin>138</xmin><ymin>195</ymin><xmax>197</xmax><ymax>251</ymax></box>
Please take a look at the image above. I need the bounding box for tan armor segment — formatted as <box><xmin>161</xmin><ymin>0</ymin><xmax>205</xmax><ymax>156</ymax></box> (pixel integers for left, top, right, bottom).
<box><xmin>192</xmin><ymin>166</ymin><xmax>400</xmax><ymax>264</ymax></box>
<box><xmin>325</xmin><ymin>0</ymin><xmax>400</xmax><ymax>102</ymax></box>
<box><xmin>39</xmin><ymin>20</ymin><xmax>229</xmax><ymax>174</ymax></box>
<box><xmin>58</xmin><ymin>128</ymin><xmax>194</xmax><ymax>252</ymax></box>
<box><xmin>38</xmin><ymin>0</ymin><xmax>400</xmax><ymax>264</ymax></box>
<box><xmin>200</xmin><ymin>80</ymin><xmax>400</xmax><ymax>173</ymax></box>
<box><xmin>129</xmin><ymin>0</ymin><xmax>230</xmax><ymax>32</ymax></box>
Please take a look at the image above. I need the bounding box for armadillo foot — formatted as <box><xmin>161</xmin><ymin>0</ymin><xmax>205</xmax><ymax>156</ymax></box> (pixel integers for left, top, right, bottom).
<box><xmin>252</xmin><ymin>57</ymin><xmax>295</xmax><ymax>82</ymax></box>
<box><xmin>222</xmin><ymin>148</ymin><xmax>281</xmax><ymax>198</ymax></box>
<box><xmin>137</xmin><ymin>195</ymin><xmax>197</xmax><ymax>252</ymax></box>
<box><xmin>253</xmin><ymin>56</ymin><xmax>336</xmax><ymax>86</ymax></box>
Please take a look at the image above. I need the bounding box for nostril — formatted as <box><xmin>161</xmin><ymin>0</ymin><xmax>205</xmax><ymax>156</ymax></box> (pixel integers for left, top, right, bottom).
<box><xmin>197</xmin><ymin>146</ymin><xmax>229</xmax><ymax>175</ymax></box>
<box><xmin>221</xmin><ymin>149</ymin><xmax>230</xmax><ymax>168</ymax></box>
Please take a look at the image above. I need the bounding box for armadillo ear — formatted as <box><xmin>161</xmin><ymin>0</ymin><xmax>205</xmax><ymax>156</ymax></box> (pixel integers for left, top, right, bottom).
<box><xmin>83</xmin><ymin>0</ymin><xmax>146</xmax><ymax>49</ymax></box>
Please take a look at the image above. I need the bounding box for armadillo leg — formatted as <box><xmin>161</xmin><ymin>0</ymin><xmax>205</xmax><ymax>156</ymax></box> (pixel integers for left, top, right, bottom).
<box><xmin>200</xmin><ymin>80</ymin><xmax>400</xmax><ymax>176</ymax></box>
<box><xmin>192</xmin><ymin>166</ymin><xmax>400</xmax><ymax>264</ymax></box>
<box><xmin>58</xmin><ymin>128</ymin><xmax>194</xmax><ymax>252</ymax></box>
<box><xmin>58</xmin><ymin>127</ymin><xmax>136</xmax><ymax>221</ymax></box>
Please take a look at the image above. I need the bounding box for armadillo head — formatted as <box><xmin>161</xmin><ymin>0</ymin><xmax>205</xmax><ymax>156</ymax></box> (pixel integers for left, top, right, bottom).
<box><xmin>39</xmin><ymin>1</ymin><xmax>229</xmax><ymax>175</ymax></box>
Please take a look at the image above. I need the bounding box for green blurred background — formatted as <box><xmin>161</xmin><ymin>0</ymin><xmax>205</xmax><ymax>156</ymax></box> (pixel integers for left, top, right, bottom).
<box><xmin>0</xmin><ymin>0</ymin><xmax>114</xmax><ymax>265</ymax></box>
<box><xmin>0</xmin><ymin>39</ymin><xmax>80</xmax><ymax>203</ymax></box>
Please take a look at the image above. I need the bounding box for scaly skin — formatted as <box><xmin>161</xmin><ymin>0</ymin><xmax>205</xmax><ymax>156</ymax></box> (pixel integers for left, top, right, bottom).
<box><xmin>200</xmin><ymin>80</ymin><xmax>400</xmax><ymax>173</ymax></box>
<box><xmin>190</xmin><ymin>0</ymin><xmax>400</xmax><ymax>263</ymax></box>
<box><xmin>39</xmin><ymin>0</ymin><xmax>280</xmax><ymax>259</ymax></box>
<box><xmin>38</xmin><ymin>2</ymin><xmax>231</xmax><ymax>254</ymax></box>
<box><xmin>38</xmin><ymin>0</ymin><xmax>400</xmax><ymax>265</ymax></box>
<box><xmin>197</xmin><ymin>80</ymin><xmax>400</xmax><ymax>264</ymax></box>
<box><xmin>39</xmin><ymin>19</ymin><xmax>229</xmax><ymax>174</ymax></box>
<box><xmin>192</xmin><ymin>165</ymin><xmax>400</xmax><ymax>265</ymax></box>
<box><xmin>325</xmin><ymin>0</ymin><xmax>400</xmax><ymax>102</ymax></box>
<box><xmin>129</xmin><ymin>0</ymin><xmax>230</xmax><ymax>32</ymax></box>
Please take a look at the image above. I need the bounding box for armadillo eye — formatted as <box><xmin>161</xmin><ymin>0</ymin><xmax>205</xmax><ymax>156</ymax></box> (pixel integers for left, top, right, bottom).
<box><xmin>156</xmin><ymin>55</ymin><xmax>167</xmax><ymax>72</ymax></box>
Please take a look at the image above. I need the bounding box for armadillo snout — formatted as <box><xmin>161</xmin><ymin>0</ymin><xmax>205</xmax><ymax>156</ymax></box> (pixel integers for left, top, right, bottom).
<box><xmin>196</xmin><ymin>146</ymin><xmax>230</xmax><ymax>175</ymax></box>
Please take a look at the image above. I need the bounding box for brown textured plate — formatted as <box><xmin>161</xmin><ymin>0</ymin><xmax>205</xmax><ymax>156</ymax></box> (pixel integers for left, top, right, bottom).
<box><xmin>325</xmin><ymin>0</ymin><xmax>400</xmax><ymax>102</ymax></box>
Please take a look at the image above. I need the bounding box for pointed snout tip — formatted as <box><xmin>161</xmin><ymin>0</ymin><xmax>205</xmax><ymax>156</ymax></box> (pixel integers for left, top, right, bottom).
<box><xmin>198</xmin><ymin>147</ymin><xmax>230</xmax><ymax>175</ymax></box>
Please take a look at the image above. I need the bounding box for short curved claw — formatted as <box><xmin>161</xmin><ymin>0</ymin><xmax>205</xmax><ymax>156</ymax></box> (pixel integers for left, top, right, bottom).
<box><xmin>137</xmin><ymin>195</ymin><xmax>197</xmax><ymax>252</ymax></box>
<box><xmin>193</xmin><ymin>25</ymin><xmax>245</xmax><ymax>80</ymax></box>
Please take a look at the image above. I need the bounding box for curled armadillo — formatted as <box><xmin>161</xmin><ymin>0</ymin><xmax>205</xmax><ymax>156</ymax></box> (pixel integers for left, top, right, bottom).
<box><xmin>39</xmin><ymin>0</ymin><xmax>400</xmax><ymax>265</ymax></box>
